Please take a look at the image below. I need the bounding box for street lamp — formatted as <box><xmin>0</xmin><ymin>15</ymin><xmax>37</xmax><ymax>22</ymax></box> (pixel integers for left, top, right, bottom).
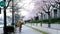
<box><xmin>3</xmin><ymin>0</ymin><xmax>7</xmax><ymax>34</ymax></box>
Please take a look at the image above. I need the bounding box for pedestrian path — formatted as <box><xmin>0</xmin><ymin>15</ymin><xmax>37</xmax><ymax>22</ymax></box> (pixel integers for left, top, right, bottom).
<box><xmin>26</xmin><ymin>23</ymin><xmax>60</xmax><ymax>34</ymax></box>
<box><xmin>0</xmin><ymin>27</ymin><xmax>3</xmax><ymax>34</ymax></box>
<box><xmin>15</xmin><ymin>25</ymin><xmax>42</xmax><ymax>34</ymax></box>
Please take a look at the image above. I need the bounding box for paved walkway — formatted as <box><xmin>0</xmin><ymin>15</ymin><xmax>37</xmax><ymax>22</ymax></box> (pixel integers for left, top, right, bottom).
<box><xmin>0</xmin><ymin>25</ymin><xmax>42</xmax><ymax>34</ymax></box>
<box><xmin>0</xmin><ymin>27</ymin><xmax>3</xmax><ymax>34</ymax></box>
<box><xmin>15</xmin><ymin>25</ymin><xmax>42</xmax><ymax>34</ymax></box>
<box><xmin>26</xmin><ymin>23</ymin><xmax>60</xmax><ymax>34</ymax></box>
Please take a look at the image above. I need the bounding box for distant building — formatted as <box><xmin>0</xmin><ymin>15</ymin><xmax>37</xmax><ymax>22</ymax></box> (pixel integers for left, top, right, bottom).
<box><xmin>50</xmin><ymin>3</ymin><xmax>60</xmax><ymax>18</ymax></box>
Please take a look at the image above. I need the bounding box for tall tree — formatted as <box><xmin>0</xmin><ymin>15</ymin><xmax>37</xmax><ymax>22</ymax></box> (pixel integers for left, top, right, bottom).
<box><xmin>41</xmin><ymin>1</ymin><xmax>52</xmax><ymax>28</ymax></box>
<box><xmin>39</xmin><ymin>12</ymin><xmax>43</xmax><ymax>27</ymax></box>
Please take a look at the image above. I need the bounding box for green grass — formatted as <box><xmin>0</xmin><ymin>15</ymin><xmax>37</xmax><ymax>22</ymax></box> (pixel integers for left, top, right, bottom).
<box><xmin>26</xmin><ymin>25</ymin><xmax>48</xmax><ymax>34</ymax></box>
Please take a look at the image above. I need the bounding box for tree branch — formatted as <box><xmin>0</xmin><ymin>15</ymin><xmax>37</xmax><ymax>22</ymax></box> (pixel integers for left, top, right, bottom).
<box><xmin>41</xmin><ymin>7</ymin><xmax>47</xmax><ymax>13</ymax></box>
<box><xmin>6</xmin><ymin>0</ymin><xmax>12</xmax><ymax>9</ymax></box>
<box><xmin>43</xmin><ymin>1</ymin><xmax>52</xmax><ymax>13</ymax></box>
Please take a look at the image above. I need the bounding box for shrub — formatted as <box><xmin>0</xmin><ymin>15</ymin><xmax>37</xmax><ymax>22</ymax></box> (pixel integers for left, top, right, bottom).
<box><xmin>6</xmin><ymin>26</ymin><xmax>14</xmax><ymax>32</ymax></box>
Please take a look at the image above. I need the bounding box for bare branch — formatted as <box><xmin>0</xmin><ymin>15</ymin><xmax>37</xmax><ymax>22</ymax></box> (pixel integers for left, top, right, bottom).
<box><xmin>42</xmin><ymin>0</ymin><xmax>53</xmax><ymax>14</ymax></box>
<box><xmin>6</xmin><ymin>0</ymin><xmax>12</xmax><ymax>9</ymax></box>
<box><xmin>45</xmin><ymin>2</ymin><xmax>52</xmax><ymax>10</ymax></box>
<box><xmin>41</xmin><ymin>6</ymin><xmax>47</xmax><ymax>13</ymax></box>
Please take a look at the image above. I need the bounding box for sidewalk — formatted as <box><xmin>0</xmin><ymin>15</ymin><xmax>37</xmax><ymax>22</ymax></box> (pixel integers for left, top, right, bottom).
<box><xmin>26</xmin><ymin>23</ymin><xmax>60</xmax><ymax>34</ymax></box>
<box><xmin>15</xmin><ymin>25</ymin><xmax>42</xmax><ymax>34</ymax></box>
<box><xmin>0</xmin><ymin>25</ymin><xmax>42</xmax><ymax>34</ymax></box>
<box><xmin>0</xmin><ymin>27</ymin><xmax>3</xmax><ymax>34</ymax></box>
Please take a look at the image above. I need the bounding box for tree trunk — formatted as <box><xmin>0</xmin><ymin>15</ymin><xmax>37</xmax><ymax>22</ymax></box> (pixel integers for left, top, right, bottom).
<box><xmin>40</xmin><ymin>13</ymin><xmax>43</xmax><ymax>27</ymax></box>
<box><xmin>48</xmin><ymin>12</ymin><xmax>51</xmax><ymax>28</ymax></box>
<box><xmin>12</xmin><ymin>0</ymin><xmax>14</xmax><ymax>26</ymax></box>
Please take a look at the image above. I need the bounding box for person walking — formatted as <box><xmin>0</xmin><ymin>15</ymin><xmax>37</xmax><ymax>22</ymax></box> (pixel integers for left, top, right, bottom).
<box><xmin>17</xmin><ymin>21</ymin><xmax>23</xmax><ymax>32</ymax></box>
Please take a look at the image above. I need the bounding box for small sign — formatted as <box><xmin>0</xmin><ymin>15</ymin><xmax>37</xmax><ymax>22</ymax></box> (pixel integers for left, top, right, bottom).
<box><xmin>0</xmin><ymin>1</ymin><xmax>6</xmax><ymax>7</ymax></box>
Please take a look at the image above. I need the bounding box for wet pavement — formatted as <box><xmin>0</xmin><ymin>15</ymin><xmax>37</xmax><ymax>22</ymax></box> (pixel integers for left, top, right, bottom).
<box><xmin>15</xmin><ymin>25</ymin><xmax>42</xmax><ymax>34</ymax></box>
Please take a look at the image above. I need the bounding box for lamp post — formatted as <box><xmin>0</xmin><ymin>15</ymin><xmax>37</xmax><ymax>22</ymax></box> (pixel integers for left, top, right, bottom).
<box><xmin>3</xmin><ymin>0</ymin><xmax>7</xmax><ymax>34</ymax></box>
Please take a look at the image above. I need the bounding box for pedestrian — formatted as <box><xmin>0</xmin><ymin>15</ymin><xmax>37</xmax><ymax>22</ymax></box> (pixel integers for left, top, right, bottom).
<box><xmin>17</xmin><ymin>21</ymin><xmax>23</xmax><ymax>32</ymax></box>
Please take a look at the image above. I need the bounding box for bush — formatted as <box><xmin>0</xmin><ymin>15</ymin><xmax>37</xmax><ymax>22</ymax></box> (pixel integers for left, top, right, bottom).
<box><xmin>42</xmin><ymin>18</ymin><xmax>60</xmax><ymax>24</ymax></box>
<box><xmin>6</xmin><ymin>26</ymin><xmax>14</xmax><ymax>32</ymax></box>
